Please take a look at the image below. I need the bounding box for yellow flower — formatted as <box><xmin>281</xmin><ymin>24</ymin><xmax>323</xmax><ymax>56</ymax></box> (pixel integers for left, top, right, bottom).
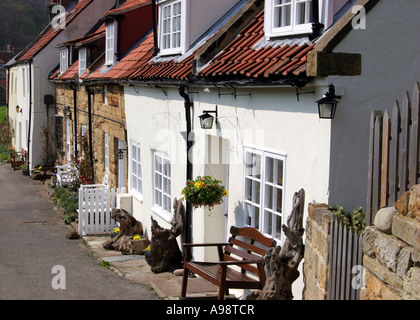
<box><xmin>223</xmin><ymin>190</ymin><xmax>228</xmax><ymax>196</ymax></box>
<box><xmin>133</xmin><ymin>234</ymin><xmax>142</xmax><ymax>240</ymax></box>
<box><xmin>144</xmin><ymin>245</ymin><xmax>151</xmax><ymax>251</ymax></box>
<box><xmin>194</xmin><ymin>181</ymin><xmax>206</xmax><ymax>189</ymax></box>
<box><xmin>112</xmin><ymin>228</ymin><xmax>120</xmax><ymax>233</ymax></box>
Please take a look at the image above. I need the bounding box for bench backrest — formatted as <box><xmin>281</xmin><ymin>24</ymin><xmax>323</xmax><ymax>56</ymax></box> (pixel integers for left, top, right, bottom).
<box><xmin>224</xmin><ymin>226</ymin><xmax>276</xmax><ymax>277</ymax></box>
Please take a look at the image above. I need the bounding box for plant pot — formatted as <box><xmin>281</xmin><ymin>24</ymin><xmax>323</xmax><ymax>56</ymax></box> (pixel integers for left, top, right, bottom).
<box><xmin>145</xmin><ymin>250</ymin><xmax>152</xmax><ymax>266</ymax></box>
<box><xmin>111</xmin><ymin>232</ymin><xmax>119</xmax><ymax>238</ymax></box>
<box><xmin>132</xmin><ymin>238</ymin><xmax>150</xmax><ymax>255</ymax></box>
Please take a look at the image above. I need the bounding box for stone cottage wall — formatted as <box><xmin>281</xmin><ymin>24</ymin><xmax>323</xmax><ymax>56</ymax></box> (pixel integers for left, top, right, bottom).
<box><xmin>361</xmin><ymin>185</ymin><xmax>420</xmax><ymax>300</ymax></box>
<box><xmin>303</xmin><ymin>203</ymin><xmax>333</xmax><ymax>300</ymax></box>
<box><xmin>54</xmin><ymin>83</ymin><xmax>127</xmax><ymax>188</ymax></box>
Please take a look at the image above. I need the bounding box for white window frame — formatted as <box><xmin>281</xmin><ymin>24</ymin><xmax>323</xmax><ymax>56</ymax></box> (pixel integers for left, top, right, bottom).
<box><xmin>104</xmin><ymin>133</ymin><xmax>109</xmax><ymax>172</ymax></box>
<box><xmin>243</xmin><ymin>147</ymin><xmax>286</xmax><ymax>243</ymax></box>
<box><xmin>60</xmin><ymin>48</ymin><xmax>69</xmax><ymax>74</ymax></box>
<box><xmin>158</xmin><ymin>0</ymin><xmax>186</xmax><ymax>56</ymax></box>
<box><xmin>78</xmin><ymin>47</ymin><xmax>87</xmax><ymax>76</ymax></box>
<box><xmin>265</xmin><ymin>0</ymin><xmax>314</xmax><ymax>38</ymax></box>
<box><xmin>152</xmin><ymin>152</ymin><xmax>171</xmax><ymax>221</ymax></box>
<box><xmin>105</xmin><ymin>21</ymin><xmax>117</xmax><ymax>65</ymax></box>
<box><xmin>130</xmin><ymin>141</ymin><xmax>143</xmax><ymax>200</ymax></box>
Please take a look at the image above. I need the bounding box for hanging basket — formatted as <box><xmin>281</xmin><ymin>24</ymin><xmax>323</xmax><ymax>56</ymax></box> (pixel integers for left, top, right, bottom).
<box><xmin>181</xmin><ymin>176</ymin><xmax>228</xmax><ymax>211</ymax></box>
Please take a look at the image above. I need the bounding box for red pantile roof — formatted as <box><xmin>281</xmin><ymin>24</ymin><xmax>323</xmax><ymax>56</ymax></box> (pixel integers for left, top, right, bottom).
<box><xmin>198</xmin><ymin>11</ymin><xmax>314</xmax><ymax>80</ymax></box>
<box><xmin>16</xmin><ymin>0</ymin><xmax>92</xmax><ymax>62</ymax></box>
<box><xmin>104</xmin><ymin>0</ymin><xmax>151</xmax><ymax>17</ymax></box>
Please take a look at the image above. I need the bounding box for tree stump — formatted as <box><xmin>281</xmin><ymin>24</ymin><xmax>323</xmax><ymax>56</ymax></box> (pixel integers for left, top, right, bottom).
<box><xmin>248</xmin><ymin>189</ymin><xmax>305</xmax><ymax>300</ymax></box>
<box><xmin>150</xmin><ymin>198</ymin><xmax>184</xmax><ymax>273</ymax></box>
<box><xmin>103</xmin><ymin>208</ymin><xmax>144</xmax><ymax>252</ymax></box>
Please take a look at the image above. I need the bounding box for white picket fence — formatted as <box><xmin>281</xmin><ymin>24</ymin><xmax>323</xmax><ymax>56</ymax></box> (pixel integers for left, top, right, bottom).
<box><xmin>77</xmin><ymin>185</ymin><xmax>126</xmax><ymax>236</ymax></box>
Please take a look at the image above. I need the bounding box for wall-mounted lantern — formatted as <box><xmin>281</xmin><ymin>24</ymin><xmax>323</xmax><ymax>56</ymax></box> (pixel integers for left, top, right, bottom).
<box><xmin>199</xmin><ymin>106</ymin><xmax>218</xmax><ymax>129</ymax></box>
<box><xmin>316</xmin><ymin>84</ymin><xmax>341</xmax><ymax>119</ymax></box>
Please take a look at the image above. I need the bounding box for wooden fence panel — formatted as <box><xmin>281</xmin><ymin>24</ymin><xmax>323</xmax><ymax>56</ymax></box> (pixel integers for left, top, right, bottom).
<box><xmin>367</xmin><ymin>83</ymin><xmax>420</xmax><ymax>224</ymax></box>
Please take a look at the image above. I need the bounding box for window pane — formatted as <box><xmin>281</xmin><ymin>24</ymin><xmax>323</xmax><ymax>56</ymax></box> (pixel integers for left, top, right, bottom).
<box><xmin>276</xmin><ymin>188</ymin><xmax>283</xmax><ymax>213</ymax></box>
<box><xmin>252</xmin><ymin>154</ymin><xmax>261</xmax><ymax>178</ymax></box>
<box><xmin>264</xmin><ymin>210</ymin><xmax>272</xmax><ymax>235</ymax></box>
<box><xmin>275</xmin><ymin>214</ymin><xmax>282</xmax><ymax>239</ymax></box>
<box><xmin>254</xmin><ymin>207</ymin><xmax>260</xmax><ymax>229</ymax></box>
<box><xmin>266</xmin><ymin>157</ymin><xmax>274</xmax><ymax>183</ymax></box>
<box><xmin>296</xmin><ymin>0</ymin><xmax>313</xmax><ymax>25</ymax></box>
<box><xmin>265</xmin><ymin>185</ymin><xmax>273</xmax><ymax>209</ymax></box>
<box><xmin>253</xmin><ymin>180</ymin><xmax>260</xmax><ymax>204</ymax></box>
<box><xmin>277</xmin><ymin>159</ymin><xmax>284</xmax><ymax>186</ymax></box>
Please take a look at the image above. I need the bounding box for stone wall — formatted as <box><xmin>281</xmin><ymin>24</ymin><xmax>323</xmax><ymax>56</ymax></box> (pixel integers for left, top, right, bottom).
<box><xmin>54</xmin><ymin>83</ymin><xmax>127</xmax><ymax>188</ymax></box>
<box><xmin>302</xmin><ymin>202</ymin><xmax>332</xmax><ymax>300</ymax></box>
<box><xmin>361</xmin><ymin>185</ymin><xmax>420</xmax><ymax>300</ymax></box>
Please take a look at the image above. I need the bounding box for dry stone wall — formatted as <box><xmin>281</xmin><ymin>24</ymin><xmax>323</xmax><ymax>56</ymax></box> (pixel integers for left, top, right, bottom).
<box><xmin>361</xmin><ymin>185</ymin><xmax>420</xmax><ymax>300</ymax></box>
<box><xmin>303</xmin><ymin>203</ymin><xmax>332</xmax><ymax>300</ymax></box>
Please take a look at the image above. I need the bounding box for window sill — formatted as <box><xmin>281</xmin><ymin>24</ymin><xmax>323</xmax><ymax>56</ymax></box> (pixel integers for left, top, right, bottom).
<box><xmin>151</xmin><ymin>205</ymin><xmax>171</xmax><ymax>224</ymax></box>
<box><xmin>130</xmin><ymin>190</ymin><xmax>143</xmax><ymax>203</ymax></box>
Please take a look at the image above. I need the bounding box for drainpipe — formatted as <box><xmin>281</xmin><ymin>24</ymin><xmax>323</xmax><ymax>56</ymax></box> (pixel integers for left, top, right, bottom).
<box><xmin>178</xmin><ymin>85</ymin><xmax>193</xmax><ymax>245</ymax></box>
<box><xmin>70</xmin><ymin>83</ymin><xmax>78</xmax><ymax>159</ymax></box>
<box><xmin>151</xmin><ymin>0</ymin><xmax>160</xmax><ymax>56</ymax></box>
<box><xmin>84</xmin><ymin>85</ymin><xmax>95</xmax><ymax>182</ymax></box>
<box><xmin>310</xmin><ymin>0</ymin><xmax>324</xmax><ymax>40</ymax></box>
<box><xmin>27</xmin><ymin>61</ymin><xmax>33</xmax><ymax>173</ymax></box>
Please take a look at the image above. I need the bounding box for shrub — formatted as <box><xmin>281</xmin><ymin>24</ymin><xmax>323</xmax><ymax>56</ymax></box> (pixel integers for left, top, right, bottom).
<box><xmin>329</xmin><ymin>205</ymin><xmax>366</xmax><ymax>235</ymax></box>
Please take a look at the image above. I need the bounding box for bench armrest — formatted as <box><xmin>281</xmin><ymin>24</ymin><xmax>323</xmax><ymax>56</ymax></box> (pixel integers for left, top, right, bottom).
<box><xmin>183</xmin><ymin>243</ymin><xmax>229</xmax><ymax>248</ymax></box>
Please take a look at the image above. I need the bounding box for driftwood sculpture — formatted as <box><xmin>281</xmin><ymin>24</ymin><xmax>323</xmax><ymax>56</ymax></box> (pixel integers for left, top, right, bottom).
<box><xmin>103</xmin><ymin>208</ymin><xmax>144</xmax><ymax>253</ymax></box>
<box><xmin>248</xmin><ymin>189</ymin><xmax>305</xmax><ymax>300</ymax></box>
<box><xmin>150</xmin><ymin>198</ymin><xmax>184</xmax><ymax>273</ymax></box>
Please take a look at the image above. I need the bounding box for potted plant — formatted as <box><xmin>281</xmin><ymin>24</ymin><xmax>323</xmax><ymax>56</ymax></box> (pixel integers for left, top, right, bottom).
<box><xmin>20</xmin><ymin>163</ymin><xmax>29</xmax><ymax>175</ymax></box>
<box><xmin>111</xmin><ymin>227</ymin><xmax>120</xmax><ymax>238</ymax></box>
<box><xmin>181</xmin><ymin>176</ymin><xmax>228</xmax><ymax>211</ymax></box>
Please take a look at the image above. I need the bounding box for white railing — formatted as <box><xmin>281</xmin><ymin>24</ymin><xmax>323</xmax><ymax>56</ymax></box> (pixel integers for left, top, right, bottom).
<box><xmin>77</xmin><ymin>184</ymin><xmax>126</xmax><ymax>236</ymax></box>
<box><xmin>56</xmin><ymin>163</ymin><xmax>79</xmax><ymax>187</ymax></box>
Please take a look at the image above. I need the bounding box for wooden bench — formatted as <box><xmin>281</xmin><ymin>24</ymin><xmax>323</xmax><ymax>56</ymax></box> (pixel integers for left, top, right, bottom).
<box><xmin>11</xmin><ymin>150</ymin><xmax>27</xmax><ymax>170</ymax></box>
<box><xmin>181</xmin><ymin>226</ymin><xmax>276</xmax><ymax>300</ymax></box>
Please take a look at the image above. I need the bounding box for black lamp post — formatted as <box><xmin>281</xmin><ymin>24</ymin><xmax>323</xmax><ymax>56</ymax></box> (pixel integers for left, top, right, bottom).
<box><xmin>199</xmin><ymin>106</ymin><xmax>218</xmax><ymax>129</ymax></box>
<box><xmin>316</xmin><ymin>84</ymin><xmax>341</xmax><ymax>119</ymax></box>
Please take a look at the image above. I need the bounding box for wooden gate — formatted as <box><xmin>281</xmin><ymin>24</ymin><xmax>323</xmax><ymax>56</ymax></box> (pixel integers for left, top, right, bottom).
<box><xmin>367</xmin><ymin>82</ymin><xmax>420</xmax><ymax>225</ymax></box>
<box><xmin>78</xmin><ymin>186</ymin><xmax>125</xmax><ymax>236</ymax></box>
<box><xmin>327</xmin><ymin>215</ymin><xmax>363</xmax><ymax>300</ymax></box>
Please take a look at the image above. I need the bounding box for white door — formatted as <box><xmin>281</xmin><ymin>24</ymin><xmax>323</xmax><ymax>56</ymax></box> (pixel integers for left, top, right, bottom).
<box><xmin>118</xmin><ymin>139</ymin><xmax>127</xmax><ymax>189</ymax></box>
<box><xmin>66</xmin><ymin>118</ymin><xmax>71</xmax><ymax>162</ymax></box>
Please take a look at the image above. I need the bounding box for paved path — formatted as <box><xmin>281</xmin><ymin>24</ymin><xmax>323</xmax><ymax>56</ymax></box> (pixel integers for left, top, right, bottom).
<box><xmin>0</xmin><ymin>162</ymin><xmax>157</xmax><ymax>300</ymax></box>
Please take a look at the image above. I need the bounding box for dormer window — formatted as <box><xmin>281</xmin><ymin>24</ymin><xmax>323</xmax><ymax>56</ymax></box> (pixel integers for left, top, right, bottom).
<box><xmin>60</xmin><ymin>48</ymin><xmax>69</xmax><ymax>74</ymax></box>
<box><xmin>158</xmin><ymin>0</ymin><xmax>185</xmax><ymax>55</ymax></box>
<box><xmin>79</xmin><ymin>47</ymin><xmax>87</xmax><ymax>75</ymax></box>
<box><xmin>265</xmin><ymin>0</ymin><xmax>314</xmax><ymax>38</ymax></box>
<box><xmin>105</xmin><ymin>20</ymin><xmax>117</xmax><ymax>65</ymax></box>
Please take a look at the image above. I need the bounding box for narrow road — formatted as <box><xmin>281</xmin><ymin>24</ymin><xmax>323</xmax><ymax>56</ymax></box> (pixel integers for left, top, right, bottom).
<box><xmin>0</xmin><ymin>162</ymin><xmax>156</xmax><ymax>300</ymax></box>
